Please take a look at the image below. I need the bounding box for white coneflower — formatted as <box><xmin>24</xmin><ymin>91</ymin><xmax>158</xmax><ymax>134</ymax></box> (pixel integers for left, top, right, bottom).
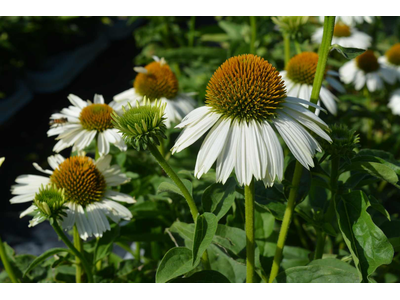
<box><xmin>313</xmin><ymin>22</ymin><xmax>371</xmax><ymax>49</ymax></box>
<box><xmin>10</xmin><ymin>154</ymin><xmax>134</xmax><ymax>240</ymax></box>
<box><xmin>339</xmin><ymin>50</ymin><xmax>396</xmax><ymax>92</ymax></box>
<box><xmin>379</xmin><ymin>43</ymin><xmax>400</xmax><ymax>82</ymax></box>
<box><xmin>171</xmin><ymin>54</ymin><xmax>332</xmax><ymax>187</ymax></box>
<box><xmin>318</xmin><ymin>16</ymin><xmax>374</xmax><ymax>26</ymax></box>
<box><xmin>280</xmin><ymin>52</ymin><xmax>345</xmax><ymax>115</ymax></box>
<box><xmin>113</xmin><ymin>56</ymin><xmax>196</xmax><ymax>128</ymax></box>
<box><xmin>48</xmin><ymin>94</ymin><xmax>127</xmax><ymax>156</ymax></box>
<box><xmin>388</xmin><ymin>89</ymin><xmax>400</xmax><ymax>116</ymax></box>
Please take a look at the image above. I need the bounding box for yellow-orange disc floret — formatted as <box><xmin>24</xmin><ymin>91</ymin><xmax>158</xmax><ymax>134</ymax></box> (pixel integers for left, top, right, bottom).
<box><xmin>134</xmin><ymin>61</ymin><xmax>179</xmax><ymax>101</ymax></box>
<box><xmin>286</xmin><ymin>52</ymin><xmax>320</xmax><ymax>85</ymax></box>
<box><xmin>356</xmin><ymin>50</ymin><xmax>379</xmax><ymax>73</ymax></box>
<box><xmin>79</xmin><ymin>104</ymin><xmax>114</xmax><ymax>132</ymax></box>
<box><xmin>386</xmin><ymin>43</ymin><xmax>400</xmax><ymax>66</ymax></box>
<box><xmin>205</xmin><ymin>54</ymin><xmax>287</xmax><ymax>122</ymax></box>
<box><xmin>333</xmin><ymin>23</ymin><xmax>351</xmax><ymax>37</ymax></box>
<box><xmin>50</xmin><ymin>156</ymin><xmax>106</xmax><ymax>207</ymax></box>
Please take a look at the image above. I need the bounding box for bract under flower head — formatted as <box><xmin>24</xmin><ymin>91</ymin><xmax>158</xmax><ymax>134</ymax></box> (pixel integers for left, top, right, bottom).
<box><xmin>32</xmin><ymin>184</ymin><xmax>67</xmax><ymax>226</ymax></box>
<box><xmin>112</xmin><ymin>98</ymin><xmax>167</xmax><ymax>150</ymax></box>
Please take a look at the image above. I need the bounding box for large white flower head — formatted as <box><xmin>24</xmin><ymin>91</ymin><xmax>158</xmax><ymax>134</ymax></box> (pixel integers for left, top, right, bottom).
<box><xmin>313</xmin><ymin>22</ymin><xmax>371</xmax><ymax>49</ymax></box>
<box><xmin>318</xmin><ymin>16</ymin><xmax>374</xmax><ymax>26</ymax></box>
<box><xmin>10</xmin><ymin>154</ymin><xmax>134</xmax><ymax>240</ymax></box>
<box><xmin>171</xmin><ymin>54</ymin><xmax>332</xmax><ymax>187</ymax></box>
<box><xmin>48</xmin><ymin>94</ymin><xmax>127</xmax><ymax>156</ymax></box>
<box><xmin>113</xmin><ymin>56</ymin><xmax>196</xmax><ymax>128</ymax></box>
<box><xmin>280</xmin><ymin>52</ymin><xmax>345</xmax><ymax>115</ymax></box>
<box><xmin>339</xmin><ymin>50</ymin><xmax>396</xmax><ymax>92</ymax></box>
<box><xmin>388</xmin><ymin>89</ymin><xmax>400</xmax><ymax>116</ymax></box>
<box><xmin>379</xmin><ymin>43</ymin><xmax>400</xmax><ymax>82</ymax></box>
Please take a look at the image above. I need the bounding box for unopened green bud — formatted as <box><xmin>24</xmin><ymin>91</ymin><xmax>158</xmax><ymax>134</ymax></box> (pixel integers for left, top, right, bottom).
<box><xmin>321</xmin><ymin>124</ymin><xmax>360</xmax><ymax>159</ymax></box>
<box><xmin>271</xmin><ymin>16</ymin><xmax>309</xmax><ymax>38</ymax></box>
<box><xmin>111</xmin><ymin>97</ymin><xmax>167</xmax><ymax>151</ymax></box>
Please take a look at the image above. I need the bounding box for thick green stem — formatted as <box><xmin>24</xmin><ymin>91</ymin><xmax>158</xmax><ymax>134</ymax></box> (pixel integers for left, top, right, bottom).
<box><xmin>95</xmin><ymin>136</ymin><xmax>100</xmax><ymax>160</ymax></box>
<box><xmin>148</xmin><ymin>143</ymin><xmax>212</xmax><ymax>269</ymax></box>
<box><xmin>245</xmin><ymin>178</ymin><xmax>255</xmax><ymax>283</ymax></box>
<box><xmin>53</xmin><ymin>222</ymin><xmax>93</xmax><ymax>283</ymax></box>
<box><xmin>269</xmin><ymin>162</ymin><xmax>303</xmax><ymax>282</ymax></box>
<box><xmin>314</xmin><ymin>229</ymin><xmax>326</xmax><ymax>260</ymax></box>
<box><xmin>249</xmin><ymin>16</ymin><xmax>257</xmax><ymax>55</ymax></box>
<box><xmin>309</xmin><ymin>16</ymin><xmax>336</xmax><ymax>111</ymax></box>
<box><xmin>73</xmin><ymin>225</ymin><xmax>83</xmax><ymax>283</ymax></box>
<box><xmin>188</xmin><ymin>16</ymin><xmax>196</xmax><ymax>47</ymax></box>
<box><xmin>294</xmin><ymin>40</ymin><xmax>302</xmax><ymax>54</ymax></box>
<box><xmin>0</xmin><ymin>236</ymin><xmax>19</xmax><ymax>283</ymax></box>
<box><xmin>148</xmin><ymin>143</ymin><xmax>199</xmax><ymax>220</ymax></box>
<box><xmin>283</xmin><ymin>33</ymin><xmax>291</xmax><ymax>68</ymax></box>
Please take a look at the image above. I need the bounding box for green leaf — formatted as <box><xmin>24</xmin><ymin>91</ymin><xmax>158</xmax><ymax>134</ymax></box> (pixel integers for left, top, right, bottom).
<box><xmin>330</xmin><ymin>44</ymin><xmax>366</xmax><ymax>59</ymax></box>
<box><xmin>336</xmin><ymin>191</ymin><xmax>394</xmax><ymax>282</ymax></box>
<box><xmin>380</xmin><ymin>219</ymin><xmax>400</xmax><ymax>252</ymax></box>
<box><xmin>207</xmin><ymin>244</ymin><xmax>246</xmax><ymax>283</ymax></box>
<box><xmin>254</xmin><ymin>181</ymin><xmax>286</xmax><ymax>220</ymax></box>
<box><xmin>157</xmin><ymin>179</ymin><xmax>192</xmax><ymax>198</ymax></box>
<box><xmin>94</xmin><ymin>225</ymin><xmax>120</xmax><ymax>263</ymax></box>
<box><xmin>23</xmin><ymin>248</ymin><xmax>70</xmax><ymax>277</ymax></box>
<box><xmin>156</xmin><ymin>247</ymin><xmax>197</xmax><ymax>283</ymax></box>
<box><xmin>343</xmin><ymin>161</ymin><xmax>399</xmax><ymax>185</ymax></box>
<box><xmin>170</xmin><ymin>270</ymin><xmax>230</xmax><ymax>283</ymax></box>
<box><xmin>276</xmin><ymin>258</ymin><xmax>360</xmax><ymax>283</ymax></box>
<box><xmin>368</xmin><ymin>195</ymin><xmax>391</xmax><ymax>221</ymax></box>
<box><xmin>202</xmin><ymin>177</ymin><xmax>237</xmax><ymax>220</ymax></box>
<box><xmin>192</xmin><ymin>213</ymin><xmax>218</xmax><ymax>265</ymax></box>
<box><xmin>170</xmin><ymin>221</ymin><xmax>195</xmax><ymax>242</ymax></box>
<box><xmin>212</xmin><ymin>224</ymin><xmax>246</xmax><ymax>257</ymax></box>
<box><xmin>54</xmin><ymin>265</ymin><xmax>76</xmax><ymax>283</ymax></box>
<box><xmin>254</xmin><ymin>203</ymin><xmax>275</xmax><ymax>240</ymax></box>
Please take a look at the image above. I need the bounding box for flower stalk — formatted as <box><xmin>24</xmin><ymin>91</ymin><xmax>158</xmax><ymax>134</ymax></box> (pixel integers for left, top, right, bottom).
<box><xmin>269</xmin><ymin>16</ymin><xmax>336</xmax><ymax>282</ymax></box>
<box><xmin>53</xmin><ymin>221</ymin><xmax>93</xmax><ymax>283</ymax></box>
<box><xmin>0</xmin><ymin>235</ymin><xmax>19</xmax><ymax>283</ymax></box>
<box><xmin>250</xmin><ymin>16</ymin><xmax>257</xmax><ymax>55</ymax></box>
<box><xmin>245</xmin><ymin>178</ymin><xmax>255</xmax><ymax>283</ymax></box>
<box><xmin>73</xmin><ymin>225</ymin><xmax>84</xmax><ymax>283</ymax></box>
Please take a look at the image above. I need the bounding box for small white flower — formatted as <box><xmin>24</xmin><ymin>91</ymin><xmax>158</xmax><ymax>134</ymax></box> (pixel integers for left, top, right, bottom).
<box><xmin>388</xmin><ymin>89</ymin><xmax>400</xmax><ymax>116</ymax></box>
<box><xmin>339</xmin><ymin>50</ymin><xmax>396</xmax><ymax>92</ymax></box>
<box><xmin>313</xmin><ymin>22</ymin><xmax>371</xmax><ymax>49</ymax></box>
<box><xmin>280</xmin><ymin>52</ymin><xmax>345</xmax><ymax>115</ymax></box>
<box><xmin>378</xmin><ymin>43</ymin><xmax>400</xmax><ymax>82</ymax></box>
<box><xmin>172</xmin><ymin>55</ymin><xmax>332</xmax><ymax>187</ymax></box>
<box><xmin>48</xmin><ymin>94</ymin><xmax>127</xmax><ymax>156</ymax></box>
<box><xmin>10</xmin><ymin>154</ymin><xmax>135</xmax><ymax>240</ymax></box>
<box><xmin>318</xmin><ymin>16</ymin><xmax>374</xmax><ymax>26</ymax></box>
<box><xmin>113</xmin><ymin>56</ymin><xmax>196</xmax><ymax>128</ymax></box>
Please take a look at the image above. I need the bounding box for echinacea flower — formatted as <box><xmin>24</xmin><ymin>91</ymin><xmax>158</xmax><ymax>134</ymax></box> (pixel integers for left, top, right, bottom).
<box><xmin>318</xmin><ymin>16</ymin><xmax>374</xmax><ymax>26</ymax></box>
<box><xmin>280</xmin><ymin>52</ymin><xmax>345</xmax><ymax>115</ymax></box>
<box><xmin>172</xmin><ymin>54</ymin><xmax>332</xmax><ymax>187</ymax></box>
<box><xmin>339</xmin><ymin>50</ymin><xmax>396</xmax><ymax>92</ymax></box>
<box><xmin>48</xmin><ymin>94</ymin><xmax>127</xmax><ymax>156</ymax></box>
<box><xmin>113</xmin><ymin>56</ymin><xmax>196</xmax><ymax>128</ymax></box>
<box><xmin>388</xmin><ymin>89</ymin><xmax>400</xmax><ymax>116</ymax></box>
<box><xmin>313</xmin><ymin>22</ymin><xmax>371</xmax><ymax>49</ymax></box>
<box><xmin>10</xmin><ymin>154</ymin><xmax>134</xmax><ymax>240</ymax></box>
<box><xmin>379</xmin><ymin>43</ymin><xmax>400</xmax><ymax>82</ymax></box>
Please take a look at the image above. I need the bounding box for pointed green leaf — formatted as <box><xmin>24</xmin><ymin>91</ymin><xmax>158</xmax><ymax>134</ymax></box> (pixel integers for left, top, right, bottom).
<box><xmin>170</xmin><ymin>270</ymin><xmax>230</xmax><ymax>283</ymax></box>
<box><xmin>343</xmin><ymin>161</ymin><xmax>399</xmax><ymax>185</ymax></box>
<box><xmin>202</xmin><ymin>177</ymin><xmax>237</xmax><ymax>220</ymax></box>
<box><xmin>330</xmin><ymin>44</ymin><xmax>365</xmax><ymax>59</ymax></box>
<box><xmin>23</xmin><ymin>248</ymin><xmax>70</xmax><ymax>277</ymax></box>
<box><xmin>192</xmin><ymin>213</ymin><xmax>218</xmax><ymax>265</ymax></box>
<box><xmin>336</xmin><ymin>191</ymin><xmax>394</xmax><ymax>282</ymax></box>
<box><xmin>157</xmin><ymin>179</ymin><xmax>193</xmax><ymax>198</ymax></box>
<box><xmin>156</xmin><ymin>247</ymin><xmax>197</xmax><ymax>283</ymax></box>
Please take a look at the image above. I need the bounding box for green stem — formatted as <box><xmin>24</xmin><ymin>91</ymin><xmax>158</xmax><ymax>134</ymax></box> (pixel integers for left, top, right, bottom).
<box><xmin>314</xmin><ymin>229</ymin><xmax>326</xmax><ymax>260</ymax></box>
<box><xmin>148</xmin><ymin>143</ymin><xmax>212</xmax><ymax>269</ymax></box>
<box><xmin>309</xmin><ymin>16</ymin><xmax>336</xmax><ymax>111</ymax></box>
<box><xmin>283</xmin><ymin>33</ymin><xmax>291</xmax><ymax>68</ymax></box>
<box><xmin>245</xmin><ymin>178</ymin><xmax>255</xmax><ymax>283</ymax></box>
<box><xmin>294</xmin><ymin>40</ymin><xmax>302</xmax><ymax>54</ymax></box>
<box><xmin>293</xmin><ymin>215</ymin><xmax>309</xmax><ymax>250</ymax></box>
<box><xmin>0</xmin><ymin>236</ymin><xmax>19</xmax><ymax>283</ymax></box>
<box><xmin>148</xmin><ymin>143</ymin><xmax>199</xmax><ymax>220</ymax></box>
<box><xmin>73</xmin><ymin>225</ymin><xmax>83</xmax><ymax>283</ymax></box>
<box><xmin>135</xmin><ymin>242</ymin><xmax>141</xmax><ymax>262</ymax></box>
<box><xmin>269</xmin><ymin>162</ymin><xmax>303</xmax><ymax>283</ymax></box>
<box><xmin>249</xmin><ymin>16</ymin><xmax>256</xmax><ymax>55</ymax></box>
<box><xmin>53</xmin><ymin>222</ymin><xmax>93</xmax><ymax>283</ymax></box>
<box><xmin>95</xmin><ymin>136</ymin><xmax>100</xmax><ymax>160</ymax></box>
<box><xmin>188</xmin><ymin>16</ymin><xmax>196</xmax><ymax>47</ymax></box>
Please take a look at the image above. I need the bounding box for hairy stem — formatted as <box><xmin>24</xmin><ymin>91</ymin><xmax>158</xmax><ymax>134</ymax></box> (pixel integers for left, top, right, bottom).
<box><xmin>245</xmin><ymin>179</ymin><xmax>255</xmax><ymax>283</ymax></box>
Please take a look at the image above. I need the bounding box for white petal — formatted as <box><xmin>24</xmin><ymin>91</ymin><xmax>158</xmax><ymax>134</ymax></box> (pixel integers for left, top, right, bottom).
<box><xmin>104</xmin><ymin>190</ymin><xmax>136</xmax><ymax>203</ymax></box>
<box><xmin>68</xmin><ymin>94</ymin><xmax>88</xmax><ymax>109</ymax></box>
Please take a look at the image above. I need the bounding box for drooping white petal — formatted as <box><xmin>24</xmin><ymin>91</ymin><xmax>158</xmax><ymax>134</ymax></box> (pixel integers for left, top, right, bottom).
<box><xmin>216</xmin><ymin>121</ymin><xmax>239</xmax><ymax>184</ymax></box>
<box><xmin>104</xmin><ymin>190</ymin><xmax>135</xmax><ymax>203</ymax></box>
